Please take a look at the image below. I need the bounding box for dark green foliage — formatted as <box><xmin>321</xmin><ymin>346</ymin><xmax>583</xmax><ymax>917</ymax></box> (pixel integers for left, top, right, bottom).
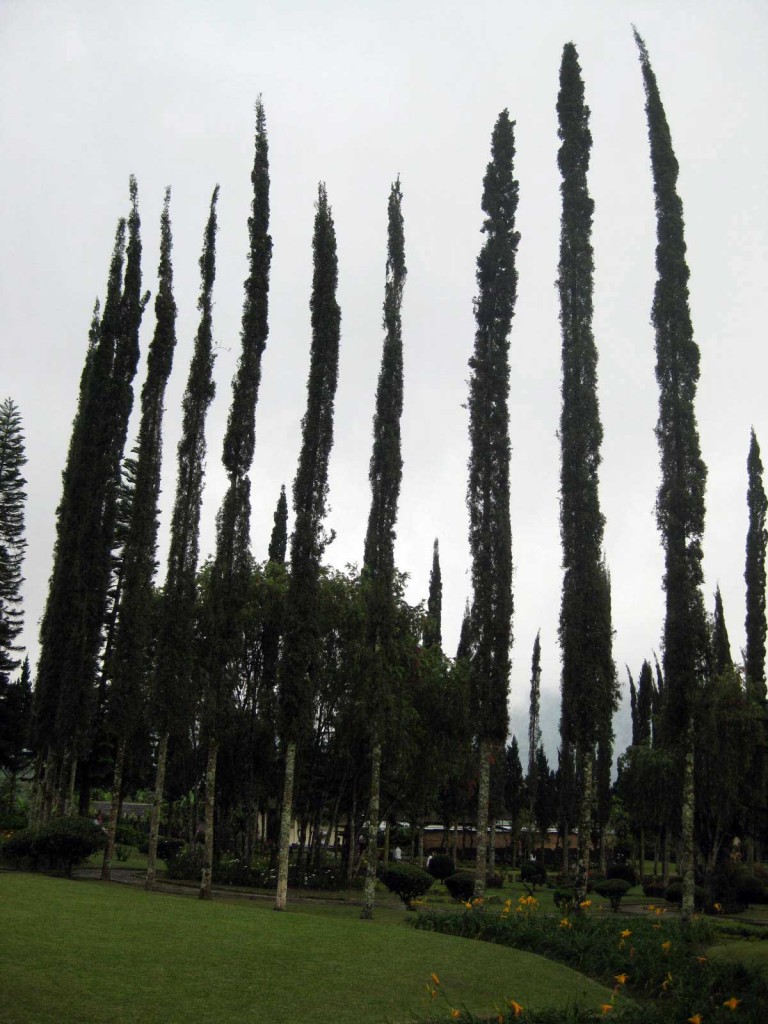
<box><xmin>377</xmin><ymin>862</ymin><xmax>433</xmax><ymax>905</ymax></box>
<box><xmin>635</xmin><ymin>29</ymin><xmax>708</xmax><ymax>735</ymax></box>
<box><xmin>268</xmin><ymin>485</ymin><xmax>288</xmax><ymax>564</ymax></box>
<box><xmin>279</xmin><ymin>184</ymin><xmax>341</xmax><ymax>742</ymax></box>
<box><xmin>152</xmin><ymin>187</ymin><xmax>219</xmax><ymax>737</ymax></box>
<box><xmin>527</xmin><ymin>632</ymin><xmax>541</xmax><ymax>785</ymax></box>
<box><xmin>107</xmin><ymin>189</ymin><xmax>178</xmax><ymax>741</ymax></box>
<box><xmin>444</xmin><ymin>870</ymin><xmax>476</xmax><ymax>902</ymax></box>
<box><xmin>1</xmin><ymin>817</ymin><xmax>105</xmax><ymax>874</ymax></box>
<box><xmin>0</xmin><ymin>655</ymin><xmax>32</xmax><ymax>779</ymax></box>
<box><xmin>557</xmin><ymin>44</ymin><xmax>616</xmax><ymax>776</ymax></box>
<box><xmin>137</xmin><ymin>835</ymin><xmax>184</xmax><ymax>861</ymax></box>
<box><xmin>592</xmin><ymin>877</ymin><xmax>630</xmax><ymax>912</ymax></box>
<box><xmin>520</xmin><ymin>859</ymin><xmax>547</xmax><ymax>891</ymax></box>
<box><xmin>553</xmin><ymin>887</ymin><xmax>576</xmax><ymax>912</ymax></box>
<box><xmin>606</xmin><ymin>862</ymin><xmax>637</xmax><ymax>886</ymax></box>
<box><xmin>423</xmin><ymin>538</ymin><xmax>442</xmax><ymax>649</ymax></box>
<box><xmin>36</xmin><ymin>180</ymin><xmax>148</xmax><ymax>764</ymax></box>
<box><xmin>711</xmin><ymin>585</ymin><xmax>732</xmax><ymax>677</ymax></box>
<box><xmin>745</xmin><ymin>429</ymin><xmax>767</xmax><ymax>699</ymax></box>
<box><xmin>485</xmin><ymin>870</ymin><xmax>504</xmax><ymax>888</ymax></box>
<box><xmin>0</xmin><ymin>398</ymin><xmax>27</xmax><ymax>684</ymax></box>
<box><xmin>664</xmin><ymin>880</ymin><xmax>705</xmax><ymax>908</ymax></box>
<box><xmin>467</xmin><ymin>109</ymin><xmax>519</xmax><ymax>743</ymax></box>
<box><xmin>427</xmin><ymin>853</ymin><xmax>455</xmax><ymax>880</ymax></box>
<box><xmin>504</xmin><ymin>736</ymin><xmax>526</xmax><ymax>828</ymax></box>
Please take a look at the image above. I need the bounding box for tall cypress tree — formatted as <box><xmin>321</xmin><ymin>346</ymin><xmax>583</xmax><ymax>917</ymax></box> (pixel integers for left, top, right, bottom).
<box><xmin>527</xmin><ymin>631</ymin><xmax>542</xmax><ymax>823</ymax></box>
<box><xmin>711</xmin><ymin>586</ymin><xmax>732</xmax><ymax>679</ymax></box>
<box><xmin>635</xmin><ymin>27</ymin><xmax>708</xmax><ymax>921</ymax></box>
<box><xmin>101</xmin><ymin>188</ymin><xmax>178</xmax><ymax>880</ymax></box>
<box><xmin>556</xmin><ymin>42</ymin><xmax>614</xmax><ymax>894</ymax></box>
<box><xmin>199</xmin><ymin>99</ymin><xmax>272</xmax><ymax>901</ymax></box>
<box><xmin>36</xmin><ymin>179</ymin><xmax>147</xmax><ymax>814</ymax></box>
<box><xmin>745</xmin><ymin>429</ymin><xmax>767</xmax><ymax>701</ymax></box>
<box><xmin>467</xmin><ymin>110</ymin><xmax>519</xmax><ymax>897</ymax></box>
<box><xmin>0</xmin><ymin>398</ymin><xmax>27</xmax><ymax>688</ymax></box>
<box><xmin>275</xmin><ymin>183</ymin><xmax>341</xmax><ymax>911</ymax></box>
<box><xmin>145</xmin><ymin>187</ymin><xmax>219</xmax><ymax>891</ymax></box>
<box><xmin>359</xmin><ymin>179</ymin><xmax>406</xmax><ymax>920</ymax></box>
<box><xmin>424</xmin><ymin>538</ymin><xmax>442</xmax><ymax>650</ymax></box>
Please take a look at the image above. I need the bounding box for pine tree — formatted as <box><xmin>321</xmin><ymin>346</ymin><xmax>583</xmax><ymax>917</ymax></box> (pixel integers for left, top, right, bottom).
<box><xmin>145</xmin><ymin>186</ymin><xmax>219</xmax><ymax>891</ymax></box>
<box><xmin>635</xmin><ymin>27</ymin><xmax>708</xmax><ymax>921</ymax></box>
<box><xmin>556</xmin><ymin>42</ymin><xmax>615</xmax><ymax>896</ymax></box>
<box><xmin>275</xmin><ymin>183</ymin><xmax>340</xmax><ymax>911</ymax></box>
<box><xmin>199</xmin><ymin>99</ymin><xmax>272</xmax><ymax>901</ymax></box>
<box><xmin>424</xmin><ymin>538</ymin><xmax>443</xmax><ymax>650</ymax></box>
<box><xmin>467</xmin><ymin>110</ymin><xmax>519</xmax><ymax>897</ymax></box>
<box><xmin>0</xmin><ymin>655</ymin><xmax>32</xmax><ymax>809</ymax></box>
<box><xmin>359</xmin><ymin>178</ymin><xmax>406</xmax><ymax>920</ymax></box>
<box><xmin>527</xmin><ymin>631</ymin><xmax>542</xmax><ymax>821</ymax></box>
<box><xmin>0</xmin><ymin>398</ymin><xmax>27</xmax><ymax>687</ymax></box>
<box><xmin>101</xmin><ymin>188</ymin><xmax>178</xmax><ymax>880</ymax></box>
<box><xmin>745</xmin><ymin>429</ymin><xmax>767</xmax><ymax>700</ymax></box>
<box><xmin>35</xmin><ymin>179</ymin><xmax>148</xmax><ymax>814</ymax></box>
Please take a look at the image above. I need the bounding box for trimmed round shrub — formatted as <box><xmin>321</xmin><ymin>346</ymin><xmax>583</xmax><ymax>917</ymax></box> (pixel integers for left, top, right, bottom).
<box><xmin>1</xmin><ymin>817</ymin><xmax>105</xmax><ymax>875</ymax></box>
<box><xmin>520</xmin><ymin>860</ymin><xmax>546</xmax><ymax>890</ymax></box>
<box><xmin>606</xmin><ymin>862</ymin><xmax>637</xmax><ymax>887</ymax></box>
<box><xmin>485</xmin><ymin>870</ymin><xmax>504</xmax><ymax>888</ymax></box>
<box><xmin>734</xmin><ymin>871</ymin><xmax>768</xmax><ymax>905</ymax></box>
<box><xmin>642</xmin><ymin>878</ymin><xmax>666</xmax><ymax>898</ymax></box>
<box><xmin>593</xmin><ymin>877</ymin><xmax>631</xmax><ymax>912</ymax></box>
<box><xmin>427</xmin><ymin>853</ymin><xmax>456</xmax><ymax>880</ymax></box>
<box><xmin>664</xmin><ymin>881</ymin><xmax>706</xmax><ymax>909</ymax></box>
<box><xmin>378</xmin><ymin>862</ymin><xmax>433</xmax><ymax>906</ymax></box>
<box><xmin>444</xmin><ymin>870</ymin><xmax>476</xmax><ymax>902</ymax></box>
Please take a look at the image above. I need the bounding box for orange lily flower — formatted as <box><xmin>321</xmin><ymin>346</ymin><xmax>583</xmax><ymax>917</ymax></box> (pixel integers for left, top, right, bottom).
<box><xmin>723</xmin><ymin>997</ymin><xmax>741</xmax><ymax>1010</ymax></box>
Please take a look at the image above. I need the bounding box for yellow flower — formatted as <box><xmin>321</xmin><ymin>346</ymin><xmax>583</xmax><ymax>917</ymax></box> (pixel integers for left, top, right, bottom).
<box><xmin>579</xmin><ymin>899</ymin><xmax>592</xmax><ymax>909</ymax></box>
<box><xmin>430</xmin><ymin>973</ymin><xmax>441</xmax><ymax>987</ymax></box>
<box><xmin>464</xmin><ymin>901</ymin><xmax>472</xmax><ymax>909</ymax></box>
<box><xmin>451</xmin><ymin>1011</ymin><xmax>461</xmax><ymax>1020</ymax></box>
<box><xmin>614</xmin><ymin>973</ymin><xmax>629</xmax><ymax>986</ymax></box>
<box><xmin>661</xmin><ymin>940</ymin><xmax>672</xmax><ymax>953</ymax></box>
<box><xmin>559</xmin><ymin>917</ymin><xmax>572</xmax><ymax>929</ymax></box>
<box><xmin>646</xmin><ymin>904</ymin><xmax>656</xmax><ymax>912</ymax></box>
<box><xmin>723</xmin><ymin>997</ymin><xmax>741</xmax><ymax>1010</ymax></box>
<box><xmin>508</xmin><ymin>1001</ymin><xmax>524</xmax><ymax>1019</ymax></box>
<box><xmin>688</xmin><ymin>1015</ymin><xmax>703</xmax><ymax>1024</ymax></box>
<box><xmin>713</xmin><ymin>902</ymin><xmax>723</xmax><ymax>914</ymax></box>
<box><xmin>620</xmin><ymin>929</ymin><xmax>632</xmax><ymax>939</ymax></box>
<box><xmin>599</xmin><ymin>1004</ymin><xmax>613</xmax><ymax>1015</ymax></box>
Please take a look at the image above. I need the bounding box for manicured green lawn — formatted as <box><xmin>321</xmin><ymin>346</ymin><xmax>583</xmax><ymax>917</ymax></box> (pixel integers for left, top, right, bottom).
<box><xmin>709</xmin><ymin>938</ymin><xmax>768</xmax><ymax>975</ymax></box>
<box><xmin>2</xmin><ymin>872</ymin><xmax>619</xmax><ymax>1024</ymax></box>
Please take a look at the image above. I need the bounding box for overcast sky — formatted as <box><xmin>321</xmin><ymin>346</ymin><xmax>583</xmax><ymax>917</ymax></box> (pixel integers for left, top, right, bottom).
<box><xmin>1</xmin><ymin>0</ymin><xmax>766</xmax><ymax>765</ymax></box>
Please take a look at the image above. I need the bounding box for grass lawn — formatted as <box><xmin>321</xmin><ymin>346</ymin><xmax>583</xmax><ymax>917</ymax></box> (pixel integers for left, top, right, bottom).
<box><xmin>708</xmin><ymin>938</ymin><xmax>768</xmax><ymax>975</ymax></box>
<box><xmin>1</xmin><ymin>872</ymin><xmax>621</xmax><ymax>1024</ymax></box>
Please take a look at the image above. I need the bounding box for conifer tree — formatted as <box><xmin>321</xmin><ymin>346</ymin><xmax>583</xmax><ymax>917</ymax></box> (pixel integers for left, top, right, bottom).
<box><xmin>145</xmin><ymin>187</ymin><xmax>219</xmax><ymax>891</ymax></box>
<box><xmin>0</xmin><ymin>656</ymin><xmax>32</xmax><ymax>810</ymax></box>
<box><xmin>467</xmin><ymin>110</ymin><xmax>519</xmax><ymax>897</ymax></box>
<box><xmin>360</xmin><ymin>179</ymin><xmax>406</xmax><ymax>920</ymax></box>
<box><xmin>745</xmin><ymin>429</ymin><xmax>767</xmax><ymax>701</ymax></box>
<box><xmin>0</xmin><ymin>398</ymin><xmax>27</xmax><ymax>688</ymax></box>
<box><xmin>423</xmin><ymin>539</ymin><xmax>442</xmax><ymax>650</ymax></box>
<box><xmin>527</xmin><ymin>631</ymin><xmax>542</xmax><ymax>820</ymax></box>
<box><xmin>556</xmin><ymin>42</ymin><xmax>615</xmax><ymax>895</ymax></box>
<box><xmin>101</xmin><ymin>189</ymin><xmax>178</xmax><ymax>880</ymax></box>
<box><xmin>275</xmin><ymin>183</ymin><xmax>340</xmax><ymax>911</ymax></box>
<box><xmin>268</xmin><ymin>485</ymin><xmax>289</xmax><ymax>565</ymax></box>
<box><xmin>711</xmin><ymin>586</ymin><xmax>732</xmax><ymax>679</ymax></box>
<box><xmin>199</xmin><ymin>99</ymin><xmax>272</xmax><ymax>901</ymax></box>
<box><xmin>35</xmin><ymin>179</ymin><xmax>148</xmax><ymax>814</ymax></box>
<box><xmin>635</xmin><ymin>27</ymin><xmax>708</xmax><ymax>921</ymax></box>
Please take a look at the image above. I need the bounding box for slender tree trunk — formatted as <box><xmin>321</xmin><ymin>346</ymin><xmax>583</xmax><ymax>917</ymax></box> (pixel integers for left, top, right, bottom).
<box><xmin>63</xmin><ymin>756</ymin><xmax>78</xmax><ymax>817</ymax></box>
<box><xmin>198</xmin><ymin>741</ymin><xmax>218</xmax><ymax>900</ymax></box>
<box><xmin>383</xmin><ymin>821</ymin><xmax>390</xmax><ymax>866</ymax></box>
<box><xmin>474</xmin><ymin>738</ymin><xmax>492</xmax><ymax>899</ymax></box>
<box><xmin>488</xmin><ymin>818</ymin><xmax>496</xmax><ymax>874</ymax></box>
<box><xmin>101</xmin><ymin>737</ymin><xmax>127</xmax><ymax>881</ymax></box>
<box><xmin>639</xmin><ymin>828</ymin><xmax>646</xmax><ymax>881</ymax></box>
<box><xmin>662</xmin><ymin>827</ymin><xmax>670</xmax><ymax>886</ymax></box>
<box><xmin>28</xmin><ymin>754</ymin><xmax>45</xmax><ymax>827</ymax></box>
<box><xmin>361</xmin><ymin>739</ymin><xmax>382</xmax><ymax>919</ymax></box>
<box><xmin>145</xmin><ymin>731</ymin><xmax>169</xmax><ymax>891</ymax></box>
<box><xmin>275</xmin><ymin>739</ymin><xmax>296</xmax><ymax>911</ymax></box>
<box><xmin>680</xmin><ymin>724</ymin><xmax>696</xmax><ymax>922</ymax></box>
<box><xmin>574</xmin><ymin>749</ymin><xmax>593</xmax><ymax>906</ymax></box>
<box><xmin>417</xmin><ymin>824</ymin><xmax>424</xmax><ymax>866</ymax></box>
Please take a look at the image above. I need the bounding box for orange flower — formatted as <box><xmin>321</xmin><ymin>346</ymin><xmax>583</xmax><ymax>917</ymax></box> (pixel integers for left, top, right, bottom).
<box><xmin>696</xmin><ymin>955</ymin><xmax>709</xmax><ymax>964</ymax></box>
<box><xmin>599</xmin><ymin>1004</ymin><xmax>613</xmax><ymax>1015</ymax></box>
<box><xmin>723</xmin><ymin>997</ymin><xmax>741</xmax><ymax>1010</ymax></box>
<box><xmin>430</xmin><ymin>973</ymin><xmax>441</xmax><ymax>987</ymax></box>
<box><xmin>661</xmin><ymin>940</ymin><xmax>672</xmax><ymax>953</ymax></box>
<box><xmin>687</xmin><ymin>1015</ymin><xmax>703</xmax><ymax>1024</ymax></box>
<box><xmin>508</xmin><ymin>1000</ymin><xmax>524</xmax><ymax>1018</ymax></box>
<box><xmin>451</xmin><ymin>1012</ymin><xmax>461</xmax><ymax>1020</ymax></box>
<box><xmin>620</xmin><ymin>929</ymin><xmax>632</xmax><ymax>939</ymax></box>
<box><xmin>614</xmin><ymin>973</ymin><xmax>629</xmax><ymax>986</ymax></box>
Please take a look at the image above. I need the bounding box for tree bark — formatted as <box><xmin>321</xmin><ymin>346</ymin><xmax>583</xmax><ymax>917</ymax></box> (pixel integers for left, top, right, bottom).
<box><xmin>361</xmin><ymin>739</ymin><xmax>382</xmax><ymax>919</ymax></box>
<box><xmin>680</xmin><ymin>723</ymin><xmax>696</xmax><ymax>922</ymax></box>
<box><xmin>198</xmin><ymin>741</ymin><xmax>218</xmax><ymax>900</ymax></box>
<box><xmin>275</xmin><ymin>739</ymin><xmax>296</xmax><ymax>911</ymax></box>
<box><xmin>488</xmin><ymin>818</ymin><xmax>496</xmax><ymax>874</ymax></box>
<box><xmin>101</xmin><ymin>737</ymin><xmax>127</xmax><ymax>881</ymax></box>
<box><xmin>474</xmin><ymin>738</ymin><xmax>492</xmax><ymax>899</ymax></box>
<box><xmin>145</xmin><ymin>732</ymin><xmax>169</xmax><ymax>891</ymax></box>
<box><xmin>575</xmin><ymin>749</ymin><xmax>593</xmax><ymax>907</ymax></box>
